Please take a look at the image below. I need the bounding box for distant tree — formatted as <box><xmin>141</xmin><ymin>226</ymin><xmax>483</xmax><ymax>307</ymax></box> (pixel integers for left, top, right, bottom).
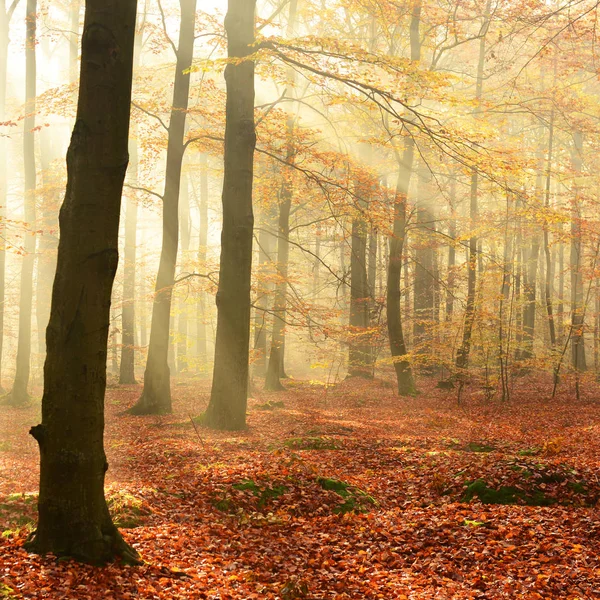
<box><xmin>6</xmin><ymin>0</ymin><xmax>36</xmax><ymax>406</ymax></box>
<box><xmin>25</xmin><ymin>0</ymin><xmax>139</xmax><ymax>563</ymax></box>
<box><xmin>129</xmin><ymin>0</ymin><xmax>197</xmax><ymax>415</ymax></box>
<box><xmin>0</xmin><ymin>0</ymin><xmax>21</xmax><ymax>392</ymax></box>
<box><xmin>204</xmin><ymin>0</ymin><xmax>256</xmax><ymax>430</ymax></box>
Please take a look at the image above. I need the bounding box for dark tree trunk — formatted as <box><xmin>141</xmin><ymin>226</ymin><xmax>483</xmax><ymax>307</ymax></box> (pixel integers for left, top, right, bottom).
<box><xmin>129</xmin><ymin>0</ymin><xmax>196</xmax><ymax>414</ymax></box>
<box><xmin>8</xmin><ymin>0</ymin><xmax>37</xmax><ymax>406</ymax></box>
<box><xmin>204</xmin><ymin>0</ymin><xmax>256</xmax><ymax>430</ymax></box>
<box><xmin>36</xmin><ymin>129</ymin><xmax>59</xmax><ymax>361</ymax></box>
<box><xmin>387</xmin><ymin>139</ymin><xmax>416</xmax><ymax>395</ymax></box>
<box><xmin>25</xmin><ymin>0</ymin><xmax>139</xmax><ymax>564</ymax></box>
<box><xmin>347</xmin><ymin>202</ymin><xmax>372</xmax><ymax>379</ymax></box>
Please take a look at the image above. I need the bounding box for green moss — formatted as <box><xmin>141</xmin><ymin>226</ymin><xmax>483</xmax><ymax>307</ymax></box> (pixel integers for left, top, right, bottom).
<box><xmin>107</xmin><ymin>490</ymin><xmax>148</xmax><ymax>529</ymax></box>
<box><xmin>284</xmin><ymin>436</ymin><xmax>341</xmax><ymax>450</ymax></box>
<box><xmin>461</xmin><ymin>479</ymin><xmax>554</xmax><ymax>506</ymax></box>
<box><xmin>317</xmin><ymin>477</ymin><xmax>377</xmax><ymax>514</ymax></box>
<box><xmin>517</xmin><ymin>447</ymin><xmax>541</xmax><ymax>456</ymax></box>
<box><xmin>0</xmin><ymin>583</ymin><xmax>17</xmax><ymax>599</ymax></box>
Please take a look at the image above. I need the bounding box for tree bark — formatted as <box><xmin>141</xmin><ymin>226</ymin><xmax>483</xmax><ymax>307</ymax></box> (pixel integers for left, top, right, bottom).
<box><xmin>25</xmin><ymin>0</ymin><xmax>139</xmax><ymax>564</ymax></box>
<box><xmin>204</xmin><ymin>0</ymin><xmax>256</xmax><ymax>430</ymax></box>
<box><xmin>129</xmin><ymin>0</ymin><xmax>196</xmax><ymax>414</ymax></box>
<box><xmin>176</xmin><ymin>172</ymin><xmax>191</xmax><ymax>373</ymax></box>
<box><xmin>8</xmin><ymin>0</ymin><xmax>37</xmax><ymax>406</ymax></box>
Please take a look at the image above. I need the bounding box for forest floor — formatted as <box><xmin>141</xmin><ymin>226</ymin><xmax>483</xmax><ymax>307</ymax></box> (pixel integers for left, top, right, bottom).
<box><xmin>1</xmin><ymin>373</ymin><xmax>600</xmax><ymax>599</ymax></box>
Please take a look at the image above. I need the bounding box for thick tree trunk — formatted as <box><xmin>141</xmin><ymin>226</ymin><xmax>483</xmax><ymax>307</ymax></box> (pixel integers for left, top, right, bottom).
<box><xmin>387</xmin><ymin>139</ymin><xmax>416</xmax><ymax>395</ymax></box>
<box><xmin>8</xmin><ymin>0</ymin><xmax>37</xmax><ymax>406</ymax></box>
<box><xmin>129</xmin><ymin>0</ymin><xmax>196</xmax><ymax>414</ymax></box>
<box><xmin>205</xmin><ymin>0</ymin><xmax>256</xmax><ymax>430</ymax></box>
<box><xmin>25</xmin><ymin>0</ymin><xmax>139</xmax><ymax>564</ymax></box>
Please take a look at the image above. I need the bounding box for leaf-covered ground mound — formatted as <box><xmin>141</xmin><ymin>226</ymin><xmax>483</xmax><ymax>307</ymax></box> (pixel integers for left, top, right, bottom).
<box><xmin>1</xmin><ymin>375</ymin><xmax>600</xmax><ymax>598</ymax></box>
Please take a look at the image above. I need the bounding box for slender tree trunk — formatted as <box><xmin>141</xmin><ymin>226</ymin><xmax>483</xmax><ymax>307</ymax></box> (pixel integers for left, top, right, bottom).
<box><xmin>265</xmin><ymin>136</ymin><xmax>294</xmax><ymax>390</ymax></box>
<box><xmin>446</xmin><ymin>172</ymin><xmax>457</xmax><ymax>321</ymax></box>
<box><xmin>177</xmin><ymin>172</ymin><xmax>191</xmax><ymax>373</ymax></box>
<box><xmin>8</xmin><ymin>0</ymin><xmax>37</xmax><ymax>405</ymax></box>
<box><xmin>129</xmin><ymin>0</ymin><xmax>196</xmax><ymax>414</ymax></box>
<box><xmin>119</xmin><ymin>134</ymin><xmax>138</xmax><ymax>384</ymax></box>
<box><xmin>25</xmin><ymin>0</ymin><xmax>139</xmax><ymax>563</ymax></box>
<box><xmin>119</xmin><ymin>12</ymin><xmax>144</xmax><ymax>385</ymax></box>
<box><xmin>387</xmin><ymin>140</ymin><xmax>416</xmax><ymax>395</ymax></box>
<box><xmin>265</xmin><ymin>0</ymin><xmax>297</xmax><ymax>390</ymax></box>
<box><xmin>196</xmin><ymin>153</ymin><xmax>208</xmax><ymax>367</ymax></box>
<box><xmin>204</xmin><ymin>0</ymin><xmax>256</xmax><ymax>430</ymax></box>
<box><xmin>0</xmin><ymin>1</ymin><xmax>21</xmax><ymax>393</ymax></box>
<box><xmin>543</xmin><ymin>108</ymin><xmax>556</xmax><ymax>349</ymax></box>
<box><xmin>570</xmin><ymin>130</ymin><xmax>586</xmax><ymax>371</ymax></box>
<box><xmin>253</xmin><ymin>214</ymin><xmax>273</xmax><ymax>378</ymax></box>
<box><xmin>456</xmin><ymin>0</ymin><xmax>491</xmax><ymax>372</ymax></box>
<box><xmin>413</xmin><ymin>161</ymin><xmax>435</xmax><ymax>360</ymax></box>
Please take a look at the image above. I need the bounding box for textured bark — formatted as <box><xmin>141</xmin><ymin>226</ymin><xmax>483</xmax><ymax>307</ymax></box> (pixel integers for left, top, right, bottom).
<box><xmin>25</xmin><ymin>0</ymin><xmax>138</xmax><ymax>563</ymax></box>
<box><xmin>205</xmin><ymin>0</ymin><xmax>256</xmax><ymax>430</ymax></box>
<box><xmin>8</xmin><ymin>0</ymin><xmax>37</xmax><ymax>406</ymax></box>
<box><xmin>36</xmin><ymin>130</ymin><xmax>59</xmax><ymax>360</ymax></box>
<box><xmin>130</xmin><ymin>0</ymin><xmax>196</xmax><ymax>414</ymax></box>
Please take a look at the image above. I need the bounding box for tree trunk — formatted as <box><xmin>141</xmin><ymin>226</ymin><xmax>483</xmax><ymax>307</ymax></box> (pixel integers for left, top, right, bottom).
<box><xmin>0</xmin><ymin>1</ymin><xmax>21</xmax><ymax>393</ymax></box>
<box><xmin>129</xmin><ymin>0</ymin><xmax>196</xmax><ymax>414</ymax></box>
<box><xmin>204</xmin><ymin>0</ymin><xmax>256</xmax><ymax>430</ymax></box>
<box><xmin>387</xmin><ymin>139</ymin><xmax>416</xmax><ymax>395</ymax></box>
<box><xmin>413</xmin><ymin>161</ymin><xmax>435</xmax><ymax>360</ymax></box>
<box><xmin>570</xmin><ymin>130</ymin><xmax>586</xmax><ymax>371</ymax></box>
<box><xmin>119</xmin><ymin>134</ymin><xmax>138</xmax><ymax>384</ymax></box>
<box><xmin>177</xmin><ymin>172</ymin><xmax>191</xmax><ymax>373</ymax></box>
<box><xmin>196</xmin><ymin>153</ymin><xmax>208</xmax><ymax>367</ymax></box>
<box><xmin>25</xmin><ymin>0</ymin><xmax>139</xmax><ymax>564</ymax></box>
<box><xmin>8</xmin><ymin>0</ymin><xmax>37</xmax><ymax>406</ymax></box>
<box><xmin>265</xmin><ymin>138</ymin><xmax>293</xmax><ymax>391</ymax></box>
<box><xmin>119</xmin><ymin>12</ymin><xmax>145</xmax><ymax>385</ymax></box>
<box><xmin>456</xmin><ymin>0</ymin><xmax>491</xmax><ymax>372</ymax></box>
